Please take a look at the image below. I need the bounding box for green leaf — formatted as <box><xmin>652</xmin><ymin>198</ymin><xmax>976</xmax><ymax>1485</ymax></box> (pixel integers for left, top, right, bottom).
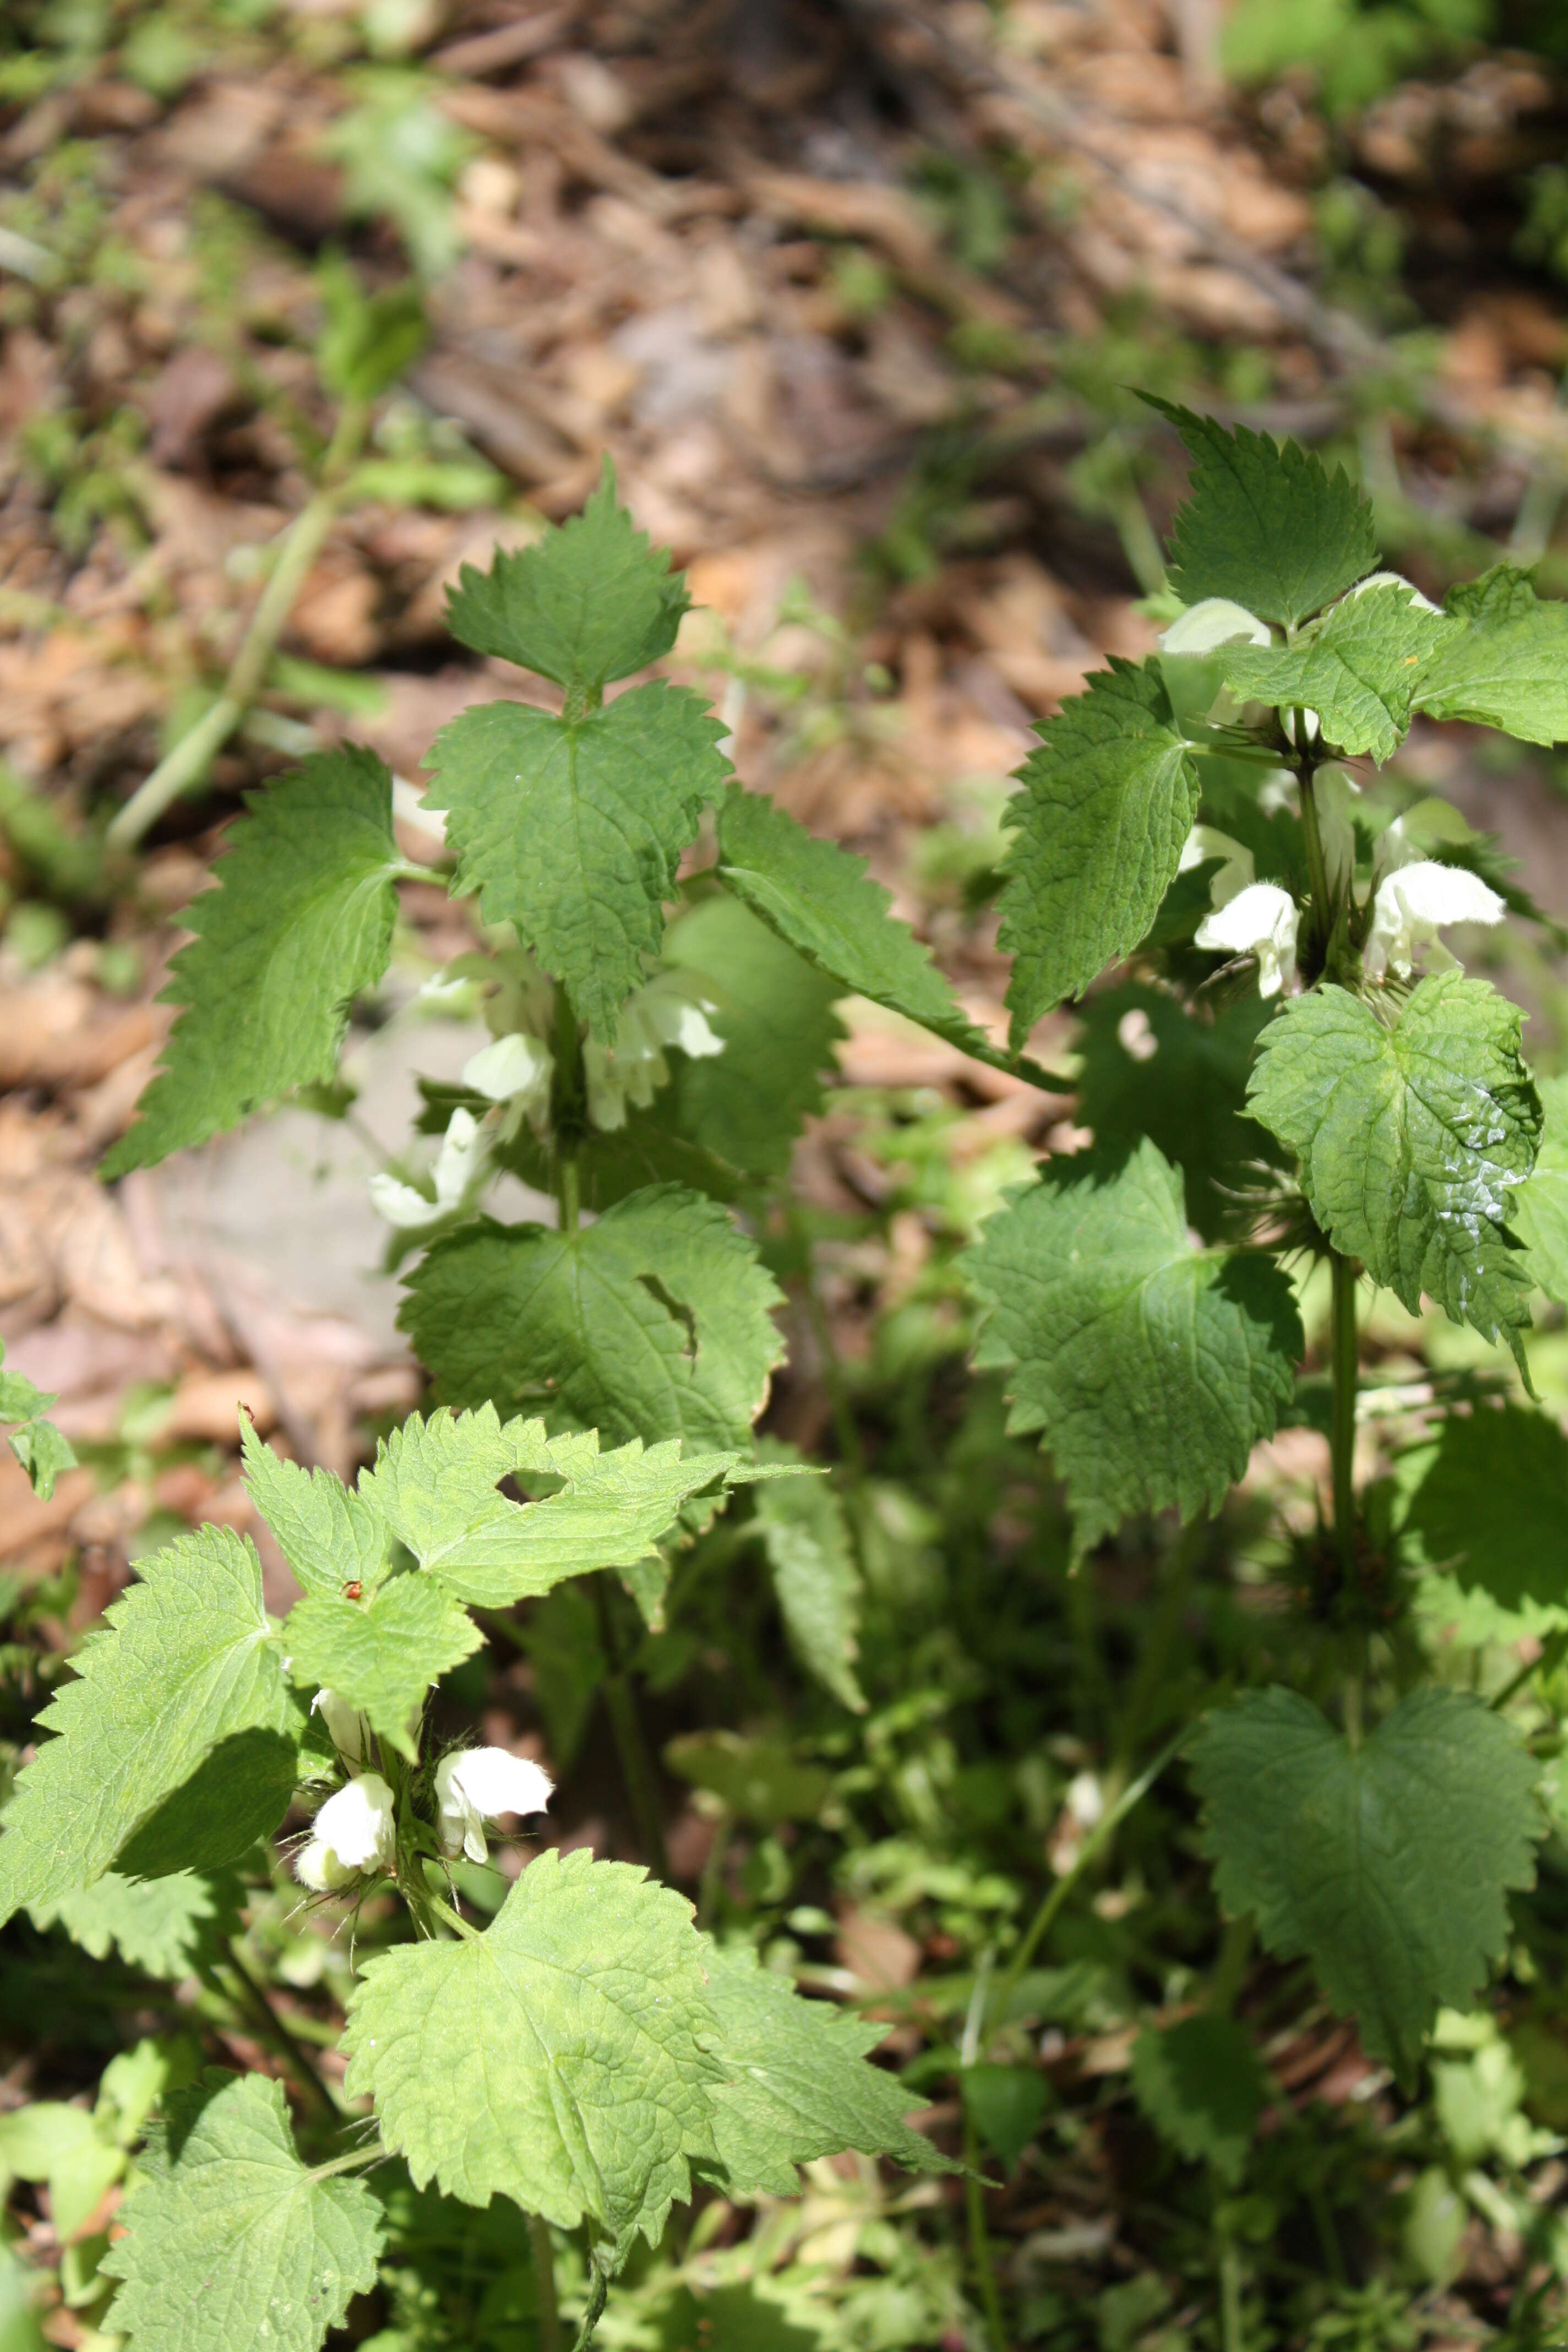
<box><xmin>1191</xmin><ymin>1685</ymin><xmax>1545</xmax><ymax>2081</ymax></box>
<box><xmin>997</xmin><ymin>662</ymin><xmax>1199</xmax><ymax>1042</ymax></box>
<box><xmin>1219</xmin><ymin>584</ymin><xmax>1460</xmax><ymax>762</ymax></box>
<box><xmin>714</xmin><ymin>787</ymin><xmax>992</xmax><ymax>1059</ymax></box>
<box><xmin>1074</xmin><ymin>982</ymin><xmax>1280</xmax><ymax>1242</ymax></box>
<box><xmin>6</xmin><ymin>1415</ymin><xmax>76</xmax><ymax>1504</ymax></box>
<box><xmin>753</xmin><ymin>1472</ymin><xmax>864</xmax><ymax>1711</ymax></box>
<box><xmin>444</xmin><ymin>465</ymin><xmax>689</xmax><ymax>691</ymax></box>
<box><xmin>427</xmin><ymin>686</ymin><xmax>727</xmax><ymax>1038</ymax></box>
<box><xmin>1129</xmin><ymin>2016</ymin><xmax>1266</xmax><ymax>2184</ymax></box>
<box><xmin>1403</xmin><ymin>1404</ymin><xmax>1568</xmax><ymax>1623</ymax></box>
<box><xmin>664</xmin><ymin>1733</ymin><xmax>832</xmax><ymax>1826</ymax></box>
<box><xmin>342</xmin><ymin>1849</ymin><xmax>720</xmax><ymax>2247</ymax></box>
<box><xmin>316</xmin><ymin>255</ymin><xmax>427</xmax><ymax>401</ymax></box>
<box><xmin>358</xmin><ymin>1405</ymin><xmax>739</xmax><ymax>1608</ymax></box>
<box><xmin>282</xmin><ymin>1576</ymin><xmax>482</xmax><ymax>1760</ymax></box>
<box><xmin>1247</xmin><ymin>975</ymin><xmax>1540</xmax><ymax>1372</ymax></box>
<box><xmin>0</xmin><ymin>1526</ymin><xmax>295</xmax><ymax>1925</ymax></box>
<box><xmin>1510</xmin><ymin>1070</ymin><xmax>1568</xmax><ymax>1302</ymax></box>
<box><xmin>656</xmin><ymin>894</ymin><xmax>845</xmax><ymax>1181</ymax></box>
<box><xmin>29</xmin><ymin>1869</ymin><xmax>242</xmax><ymax>1978</ymax></box>
<box><xmin>400</xmin><ymin>1185</ymin><xmax>783</xmax><ymax>1458</ymax></box>
<box><xmin>1144</xmin><ymin>396</ymin><xmax>1378</xmax><ymax>628</ymax></box>
<box><xmin>965</xmin><ymin>1140</ymin><xmax>1302</xmax><ymax>1558</ymax></box>
<box><xmin>102</xmin><ymin>2072</ymin><xmax>383</xmax><ymax>2352</ymax></box>
<box><xmin>239</xmin><ymin>1417</ymin><xmax>388</xmax><ymax>1600</ymax></box>
<box><xmin>1414</xmin><ymin>564</ymin><xmax>1568</xmax><ymax>747</ymax></box>
<box><xmin>960</xmin><ymin>2064</ymin><xmax>1049</xmax><ymax>2177</ymax></box>
<box><xmin>102</xmin><ymin>749</ymin><xmax>403</xmax><ymax>1173</ymax></box>
<box><xmin>700</xmin><ymin>1943</ymin><xmax>951</xmax><ymax>2198</ymax></box>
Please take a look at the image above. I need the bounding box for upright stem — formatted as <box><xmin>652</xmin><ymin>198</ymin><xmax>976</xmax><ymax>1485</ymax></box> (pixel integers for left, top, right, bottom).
<box><xmin>1293</xmin><ymin>708</ymin><xmax>1332</xmax><ymax>963</ymax></box>
<box><xmin>1329</xmin><ymin>1253</ymin><xmax>1358</xmax><ymax>1578</ymax></box>
<box><xmin>591</xmin><ymin>1575</ymin><xmax>670</xmax><ymax>1882</ymax></box>
<box><xmin>222</xmin><ymin>1941</ymin><xmax>340</xmax><ymax>2121</ymax></box>
<box><xmin>963</xmin><ymin>2106</ymin><xmax>1008</xmax><ymax>2352</ymax></box>
<box><xmin>528</xmin><ymin>2214</ymin><xmax>562</xmax><ymax>2352</ymax></box>
<box><xmin>569</xmin><ymin>2258</ymin><xmax>609</xmax><ymax>2352</ymax></box>
<box><xmin>553</xmin><ymin>987</ymin><xmax>584</xmax><ymax>1234</ymax></box>
<box><xmin>107</xmin><ymin>399</ymin><xmax>371</xmax><ymax>850</ymax></box>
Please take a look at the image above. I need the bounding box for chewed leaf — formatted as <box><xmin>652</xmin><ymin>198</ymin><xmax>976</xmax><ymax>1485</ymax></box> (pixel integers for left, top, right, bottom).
<box><xmin>444</xmin><ymin>462</ymin><xmax>689</xmax><ymax>689</ymax></box>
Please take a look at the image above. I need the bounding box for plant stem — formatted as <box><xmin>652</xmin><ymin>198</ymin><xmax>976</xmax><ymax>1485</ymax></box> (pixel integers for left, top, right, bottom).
<box><xmin>427</xmin><ymin>1888</ymin><xmax>482</xmax><ymax>1941</ymax></box>
<box><xmin>1329</xmin><ymin>1253</ymin><xmax>1358</xmax><ymax>1578</ymax></box>
<box><xmin>569</xmin><ymin>2258</ymin><xmax>609</xmax><ymax>2352</ymax></box>
<box><xmin>553</xmin><ymin>987</ymin><xmax>584</xmax><ymax>1234</ymax></box>
<box><xmin>223</xmin><ymin>1940</ymin><xmax>340</xmax><ymax>2121</ymax></box>
<box><xmin>592</xmin><ymin>1574</ymin><xmax>671</xmax><ymax>1881</ymax></box>
<box><xmin>1217</xmin><ymin>2219</ymin><xmax>1245</xmax><ymax>2352</ymax></box>
<box><xmin>1292</xmin><ymin>707</ymin><xmax>1332</xmax><ymax>951</ymax></box>
<box><xmin>106</xmin><ymin>398</ymin><xmax>370</xmax><ymax>849</ymax></box>
<box><xmin>1491</xmin><ymin>1625</ymin><xmax>1568</xmax><ymax>1711</ymax></box>
<box><xmin>963</xmin><ymin>2106</ymin><xmax>1008</xmax><ymax>2352</ymax></box>
<box><xmin>991</xmin><ymin>1726</ymin><xmax>1185</xmax><ymax>2026</ymax></box>
<box><xmin>307</xmin><ymin>2142</ymin><xmax>390</xmax><ymax>2184</ymax></box>
<box><xmin>529</xmin><ymin>2213</ymin><xmax>562</xmax><ymax>2352</ymax></box>
<box><xmin>1208</xmin><ymin>1913</ymin><xmax>1254</xmax><ymax>2019</ymax></box>
<box><xmin>788</xmin><ymin>1202</ymin><xmax>864</xmax><ymax>1478</ymax></box>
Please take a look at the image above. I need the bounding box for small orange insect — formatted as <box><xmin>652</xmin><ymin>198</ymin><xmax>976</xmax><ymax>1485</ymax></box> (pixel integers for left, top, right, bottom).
<box><xmin>343</xmin><ymin>1581</ymin><xmax>363</xmax><ymax>1600</ymax></box>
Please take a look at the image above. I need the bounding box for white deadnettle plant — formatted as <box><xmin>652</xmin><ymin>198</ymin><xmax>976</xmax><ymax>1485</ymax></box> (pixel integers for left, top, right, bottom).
<box><xmin>30</xmin><ymin>427</ymin><xmax>1568</xmax><ymax>2352</ymax></box>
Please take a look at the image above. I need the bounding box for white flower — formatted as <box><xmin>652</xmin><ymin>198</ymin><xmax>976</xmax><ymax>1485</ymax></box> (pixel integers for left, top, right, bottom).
<box><xmin>1178</xmin><ymin>824</ymin><xmax>1254</xmax><ymax>908</ymax></box>
<box><xmin>296</xmin><ymin>1771</ymin><xmax>396</xmax><ymax>1887</ymax></box>
<box><xmin>312</xmin><ymin>1687</ymin><xmax>370</xmax><ymax>1767</ymax></box>
<box><xmin>462</xmin><ymin>1031</ymin><xmax>554</xmax><ymax>1117</ymax></box>
<box><xmin>1364</xmin><ymin>861</ymin><xmax>1506</xmax><ymax>982</ymax></box>
<box><xmin>1158</xmin><ymin>598</ymin><xmax>1271</xmax><ymax>654</ymax></box>
<box><xmin>1351</xmin><ymin>569</ymin><xmax>1442</xmax><ymax>616</ymax></box>
<box><xmin>435</xmin><ymin>1747</ymin><xmax>554</xmax><ymax>1865</ymax></box>
<box><xmin>369</xmin><ymin>1108</ymin><xmax>489</xmax><ymax>1232</ymax></box>
<box><xmin>584</xmin><ymin>976</ymin><xmax>724</xmax><ymax>1131</ymax></box>
<box><xmin>1195</xmin><ymin>881</ymin><xmax>1299</xmax><ymax>998</ymax></box>
<box><xmin>1313</xmin><ymin>765</ymin><xmax>1362</xmax><ymax>896</ymax></box>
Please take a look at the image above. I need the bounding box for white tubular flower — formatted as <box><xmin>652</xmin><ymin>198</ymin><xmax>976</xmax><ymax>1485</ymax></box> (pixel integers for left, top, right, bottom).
<box><xmin>435</xmin><ymin>1747</ymin><xmax>554</xmax><ymax>1865</ymax></box>
<box><xmin>1351</xmin><ymin>569</ymin><xmax>1442</xmax><ymax>616</ymax></box>
<box><xmin>294</xmin><ymin>1840</ymin><xmax>356</xmax><ymax>1893</ymax></box>
<box><xmin>635</xmin><ymin>976</ymin><xmax>726</xmax><ymax>1060</ymax></box>
<box><xmin>1313</xmin><ymin>765</ymin><xmax>1361</xmax><ymax>896</ymax></box>
<box><xmin>1158</xmin><ymin>598</ymin><xmax>1271</xmax><ymax>654</ymax></box>
<box><xmin>462</xmin><ymin>1031</ymin><xmax>554</xmax><ymax>1114</ymax></box>
<box><xmin>1195</xmin><ymin>881</ymin><xmax>1299</xmax><ymax>998</ymax></box>
<box><xmin>369</xmin><ymin>1108</ymin><xmax>489</xmax><ymax>1232</ymax></box>
<box><xmin>582</xmin><ymin>978</ymin><xmax>722</xmax><ymax>1131</ymax></box>
<box><xmin>1364</xmin><ymin>861</ymin><xmax>1506</xmax><ymax>983</ymax></box>
<box><xmin>307</xmin><ymin>1771</ymin><xmax>397</xmax><ymax>1875</ymax></box>
<box><xmin>312</xmin><ymin>1688</ymin><xmax>370</xmax><ymax>1767</ymax></box>
<box><xmin>1178</xmin><ymin>824</ymin><xmax>1255</xmax><ymax>909</ymax></box>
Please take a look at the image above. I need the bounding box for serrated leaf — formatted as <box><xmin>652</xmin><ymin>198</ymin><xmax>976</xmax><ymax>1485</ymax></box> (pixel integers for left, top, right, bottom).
<box><xmin>1414</xmin><ymin>564</ymin><xmax>1568</xmax><ymax>747</ymax></box>
<box><xmin>240</xmin><ymin>1417</ymin><xmax>388</xmax><ymax>1600</ymax></box>
<box><xmin>1219</xmin><ymin>584</ymin><xmax>1460</xmax><ymax>762</ymax></box>
<box><xmin>1192</xmin><ymin>1686</ymin><xmax>1544</xmax><ymax>2081</ymax></box>
<box><xmin>358</xmin><ymin>1405</ymin><xmax>738</xmax><ymax>1608</ymax></box>
<box><xmin>7</xmin><ymin>1415</ymin><xmax>76</xmax><ymax>1503</ymax></box>
<box><xmin>700</xmin><ymin>1943</ymin><xmax>951</xmax><ymax>2198</ymax></box>
<box><xmin>102</xmin><ymin>2072</ymin><xmax>383</xmax><ymax>2352</ymax></box>
<box><xmin>444</xmin><ymin>465</ymin><xmax>688</xmax><ymax>690</ymax></box>
<box><xmin>753</xmin><ymin>1473</ymin><xmax>864</xmax><ymax>1711</ymax></box>
<box><xmin>401</xmin><ymin>1184</ymin><xmax>783</xmax><ymax>1458</ymax></box>
<box><xmin>1403</xmin><ymin>1404</ymin><xmax>1568</xmax><ymax>1623</ymax></box>
<box><xmin>0</xmin><ymin>1526</ymin><xmax>294</xmax><ymax>1925</ymax></box>
<box><xmin>427</xmin><ymin>685</ymin><xmax>727</xmax><ymax>1039</ymax></box>
<box><xmin>283</xmin><ymin>1577</ymin><xmax>481</xmax><ymax>1759</ymax></box>
<box><xmin>102</xmin><ymin>749</ymin><xmax>403</xmax><ymax>1174</ymax></box>
<box><xmin>715</xmin><ymin>787</ymin><xmax>992</xmax><ymax>1058</ymax></box>
<box><xmin>997</xmin><ymin>662</ymin><xmax>1200</xmax><ymax>1042</ymax></box>
<box><xmin>1129</xmin><ymin>2016</ymin><xmax>1265</xmax><ymax>2184</ymax></box>
<box><xmin>1144</xmin><ymin>396</ymin><xmax>1378</xmax><ymax>629</ymax></box>
<box><xmin>657</xmin><ymin>893</ymin><xmax>845</xmax><ymax>1180</ymax></box>
<box><xmin>30</xmin><ymin>1869</ymin><xmax>242</xmax><ymax>1978</ymax></box>
<box><xmin>1511</xmin><ymin>1071</ymin><xmax>1568</xmax><ymax>1303</ymax></box>
<box><xmin>965</xmin><ymin>1140</ymin><xmax>1302</xmax><ymax>1558</ymax></box>
<box><xmin>1074</xmin><ymin>982</ymin><xmax>1281</xmax><ymax>1242</ymax></box>
<box><xmin>1247</xmin><ymin>974</ymin><xmax>1540</xmax><ymax>1371</ymax></box>
<box><xmin>342</xmin><ymin>1849</ymin><xmax>720</xmax><ymax>2247</ymax></box>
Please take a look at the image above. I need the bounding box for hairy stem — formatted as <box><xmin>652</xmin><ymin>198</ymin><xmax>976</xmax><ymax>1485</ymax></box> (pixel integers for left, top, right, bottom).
<box><xmin>107</xmin><ymin>399</ymin><xmax>371</xmax><ymax>849</ymax></box>
<box><xmin>552</xmin><ymin>987</ymin><xmax>585</xmax><ymax>1234</ymax></box>
<box><xmin>592</xmin><ymin>1574</ymin><xmax>671</xmax><ymax>1882</ymax></box>
<box><xmin>529</xmin><ymin>2213</ymin><xmax>563</xmax><ymax>2352</ymax></box>
<box><xmin>569</xmin><ymin>2258</ymin><xmax>609</xmax><ymax>2352</ymax></box>
<box><xmin>1329</xmin><ymin>1254</ymin><xmax>1358</xmax><ymax>1580</ymax></box>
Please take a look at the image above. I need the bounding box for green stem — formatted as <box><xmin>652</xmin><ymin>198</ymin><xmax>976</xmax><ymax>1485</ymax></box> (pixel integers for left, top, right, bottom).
<box><xmin>223</xmin><ymin>1941</ymin><xmax>340</xmax><ymax>2120</ymax></box>
<box><xmin>529</xmin><ymin>2213</ymin><xmax>562</xmax><ymax>2352</ymax></box>
<box><xmin>990</xmin><ymin>1727</ymin><xmax>1185</xmax><ymax>2026</ymax></box>
<box><xmin>1113</xmin><ymin>1522</ymin><xmax>1200</xmax><ymax>1772</ymax></box>
<box><xmin>427</xmin><ymin>1888</ymin><xmax>482</xmax><ymax>1942</ymax></box>
<box><xmin>107</xmin><ymin>398</ymin><xmax>371</xmax><ymax>848</ymax></box>
<box><xmin>1329</xmin><ymin>1254</ymin><xmax>1358</xmax><ymax>1580</ymax></box>
<box><xmin>307</xmin><ymin>2142</ymin><xmax>389</xmax><ymax>2184</ymax></box>
<box><xmin>569</xmin><ymin>2259</ymin><xmax>609</xmax><ymax>2352</ymax></box>
<box><xmin>553</xmin><ymin>987</ymin><xmax>585</xmax><ymax>1233</ymax></box>
<box><xmin>1208</xmin><ymin>1913</ymin><xmax>1254</xmax><ymax>2019</ymax></box>
<box><xmin>592</xmin><ymin>1575</ymin><xmax>671</xmax><ymax>1882</ymax></box>
<box><xmin>1491</xmin><ymin>1625</ymin><xmax>1568</xmax><ymax>1711</ymax></box>
<box><xmin>963</xmin><ymin>2107</ymin><xmax>1008</xmax><ymax>2352</ymax></box>
<box><xmin>696</xmin><ymin>1810</ymin><xmax>733</xmax><ymax>1929</ymax></box>
<box><xmin>1218</xmin><ymin>2219</ymin><xmax>1245</xmax><ymax>2352</ymax></box>
<box><xmin>787</xmin><ymin>1202</ymin><xmax>864</xmax><ymax>1477</ymax></box>
<box><xmin>1293</xmin><ymin>711</ymin><xmax>1331</xmax><ymax>945</ymax></box>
